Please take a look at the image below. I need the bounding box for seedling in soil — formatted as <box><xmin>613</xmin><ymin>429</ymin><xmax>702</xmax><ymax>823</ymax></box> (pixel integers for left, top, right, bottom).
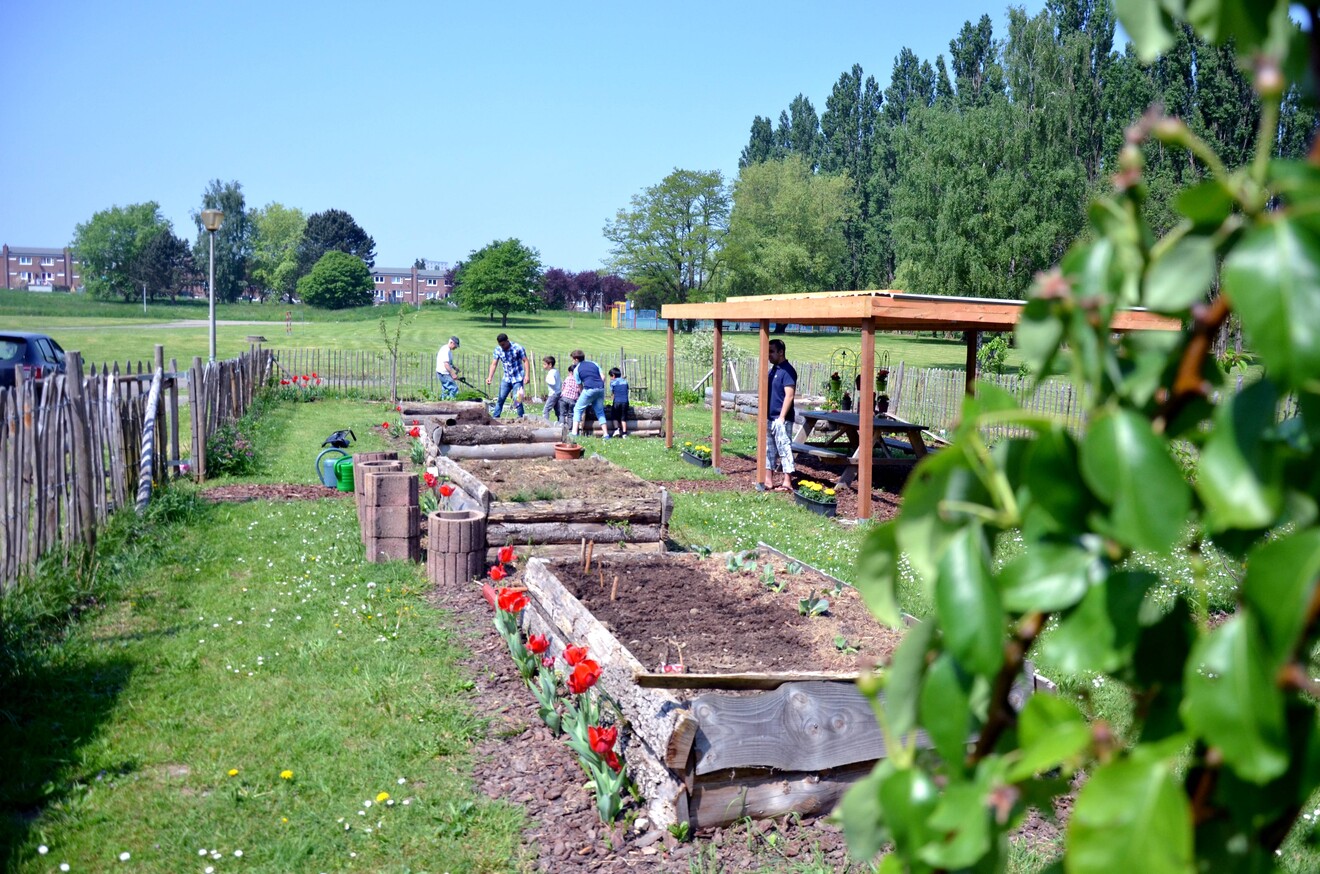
<box><xmin>532</xmin><ymin>485</ymin><xmax>562</xmax><ymax>500</ymax></box>
<box><xmin>409</xmin><ymin>438</ymin><xmax>426</xmax><ymax>465</ymax></box>
<box><xmin>798</xmin><ymin>590</ymin><xmax>829</xmax><ymax>617</ymax></box>
<box><xmin>668</xmin><ymin>821</ymin><xmax>692</xmax><ymax>842</ymax></box>
<box><xmin>726</xmin><ymin>550</ymin><xmax>758</xmax><ymax>574</ymax></box>
<box><xmin>786</xmin><ymin>561</ymin><xmax>803</xmax><ymax>575</ymax></box>
<box><xmin>834</xmin><ymin>635</ymin><xmax>859</xmax><ymax>654</ymax></box>
<box><xmin>692</xmin><ymin>544</ymin><xmax>713</xmax><ymax>559</ymax></box>
<box><xmin>761</xmin><ymin>564</ymin><xmax>785</xmax><ymax>592</ymax></box>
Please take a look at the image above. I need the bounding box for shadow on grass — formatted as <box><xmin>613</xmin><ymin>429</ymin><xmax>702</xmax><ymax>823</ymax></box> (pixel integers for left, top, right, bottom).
<box><xmin>0</xmin><ymin>654</ymin><xmax>136</xmax><ymax>867</ymax></box>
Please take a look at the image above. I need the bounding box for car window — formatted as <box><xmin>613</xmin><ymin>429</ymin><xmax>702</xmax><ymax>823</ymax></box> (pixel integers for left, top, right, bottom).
<box><xmin>48</xmin><ymin>338</ymin><xmax>65</xmax><ymax>362</ymax></box>
<box><xmin>0</xmin><ymin>339</ymin><xmax>22</xmax><ymax>361</ymax></box>
<box><xmin>36</xmin><ymin>338</ymin><xmax>59</xmax><ymax>363</ymax></box>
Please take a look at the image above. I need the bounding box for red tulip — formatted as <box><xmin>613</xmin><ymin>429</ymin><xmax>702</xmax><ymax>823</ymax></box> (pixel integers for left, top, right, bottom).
<box><xmin>588</xmin><ymin>725</ymin><xmax>618</xmax><ymax>756</ymax></box>
<box><xmin>496</xmin><ymin>587</ymin><xmax>527</xmax><ymax>613</ymax></box>
<box><xmin>315</xmin><ymin>378</ymin><xmax>322</xmax><ymax>385</ymax></box>
<box><xmin>605</xmin><ymin>750</ymin><xmax>621</xmax><ymax>772</ymax></box>
<box><xmin>527</xmin><ymin>634</ymin><xmax>549</xmax><ymax>654</ymax></box>
<box><xmin>408</xmin><ymin>426</ymin><xmax>421</xmax><ymax>438</ymax></box>
<box><xmin>423</xmin><ymin>472</ymin><xmax>438</xmax><ymax>489</ymax></box>
<box><xmin>439</xmin><ymin>484</ymin><xmax>455</xmax><ymax>497</ymax></box>
<box><xmin>541</xmin><ymin>656</ymin><xmax>555</xmax><ymax>668</ymax></box>
<box><xmin>563</xmin><ymin>644</ymin><xmax>589</xmax><ymax>666</ymax></box>
<box><xmin>489</xmin><ymin>565</ymin><xmax>508</xmax><ymax>583</ymax></box>
<box><xmin>412</xmin><ymin>419</ymin><xmax>419</xmax><ymax>425</ymax></box>
<box><xmin>566</xmin><ymin>659</ymin><xmax>601</xmax><ymax>695</ymax></box>
<box><xmin>396</xmin><ymin>405</ymin><xmax>402</xmax><ymax>412</ymax></box>
<box><xmin>382</xmin><ymin>421</ymin><xmax>391</xmax><ymax>429</ymax></box>
<box><xmin>498</xmin><ymin>545</ymin><xmax>516</xmax><ymax>565</ymax></box>
<box><xmin>280</xmin><ymin>379</ymin><xmax>290</xmax><ymax>385</ymax></box>
<box><xmin>311</xmin><ymin>372</ymin><xmax>318</xmax><ymax>379</ymax></box>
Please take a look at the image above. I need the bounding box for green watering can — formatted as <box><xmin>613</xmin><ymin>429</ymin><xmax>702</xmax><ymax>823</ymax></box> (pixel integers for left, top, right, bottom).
<box><xmin>333</xmin><ymin>456</ymin><xmax>355</xmax><ymax>492</ymax></box>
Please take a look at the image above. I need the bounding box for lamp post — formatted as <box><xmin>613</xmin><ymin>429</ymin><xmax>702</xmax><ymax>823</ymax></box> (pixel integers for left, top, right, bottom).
<box><xmin>200</xmin><ymin>208</ymin><xmax>224</xmax><ymax>361</ymax></box>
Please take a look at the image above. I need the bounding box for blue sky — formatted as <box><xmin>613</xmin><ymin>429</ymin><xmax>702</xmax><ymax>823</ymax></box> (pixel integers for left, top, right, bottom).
<box><xmin>4</xmin><ymin>0</ymin><xmax>1047</xmax><ymax>272</ymax></box>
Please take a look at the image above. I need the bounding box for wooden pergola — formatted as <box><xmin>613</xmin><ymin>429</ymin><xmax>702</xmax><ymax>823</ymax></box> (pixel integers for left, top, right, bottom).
<box><xmin>660</xmin><ymin>290</ymin><xmax>1181</xmax><ymax>519</ymax></box>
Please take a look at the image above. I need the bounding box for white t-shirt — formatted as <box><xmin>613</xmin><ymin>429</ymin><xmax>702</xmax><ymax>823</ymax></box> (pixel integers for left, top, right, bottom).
<box><xmin>545</xmin><ymin>368</ymin><xmax>561</xmax><ymax>393</ymax></box>
<box><xmin>436</xmin><ymin>344</ymin><xmax>453</xmax><ymax>374</ymax></box>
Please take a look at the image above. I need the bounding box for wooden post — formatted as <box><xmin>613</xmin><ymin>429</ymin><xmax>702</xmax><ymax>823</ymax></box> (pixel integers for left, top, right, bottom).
<box><xmin>859</xmin><ymin>318</ymin><xmax>876</xmax><ymax>521</ymax></box>
<box><xmin>190</xmin><ymin>355</ymin><xmax>206</xmax><ymax>480</ymax></box>
<box><xmin>168</xmin><ymin>357</ymin><xmax>180</xmax><ymax>478</ymax></box>
<box><xmin>756</xmin><ymin>320</ymin><xmax>769</xmax><ymax>489</ymax></box>
<box><xmin>65</xmin><ymin>352</ymin><xmax>97</xmax><ymax>553</ymax></box>
<box><xmin>964</xmin><ymin>330</ymin><xmax>979</xmax><ymax>395</ymax></box>
<box><xmin>154</xmin><ymin>345</ymin><xmax>167</xmax><ymax>485</ymax></box>
<box><xmin>712</xmin><ymin>319</ymin><xmax>723</xmax><ymax>470</ymax></box>
<box><xmin>664</xmin><ymin>319</ymin><xmax>675</xmax><ymax>450</ymax></box>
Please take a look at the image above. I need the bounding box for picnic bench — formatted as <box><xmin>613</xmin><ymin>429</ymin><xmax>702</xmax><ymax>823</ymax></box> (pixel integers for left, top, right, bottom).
<box><xmin>790</xmin><ymin>409</ymin><xmax>930</xmax><ymax>486</ymax></box>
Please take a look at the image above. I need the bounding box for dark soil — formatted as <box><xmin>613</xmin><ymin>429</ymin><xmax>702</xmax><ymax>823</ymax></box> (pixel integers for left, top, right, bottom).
<box><xmin>459</xmin><ymin>457</ymin><xmax>659</xmax><ymax>502</ymax></box>
<box><xmin>665</xmin><ymin>451</ymin><xmax>905</xmax><ymax>523</ymax></box>
<box><xmin>201</xmin><ymin>483</ymin><xmax>352</xmax><ymax>502</ymax></box>
<box><xmin>552</xmin><ymin>554</ymin><xmax>903</xmax><ymax>673</ymax></box>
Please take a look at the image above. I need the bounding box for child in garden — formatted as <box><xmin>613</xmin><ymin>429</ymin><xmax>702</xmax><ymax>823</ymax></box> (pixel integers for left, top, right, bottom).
<box><xmin>559</xmin><ymin>363</ymin><xmax>580</xmax><ymax>424</ymax></box>
<box><xmin>607</xmin><ymin>367</ymin><xmax>630</xmax><ymax>438</ymax></box>
<box><xmin>542</xmin><ymin>355</ymin><xmax>562</xmax><ymax>421</ymax></box>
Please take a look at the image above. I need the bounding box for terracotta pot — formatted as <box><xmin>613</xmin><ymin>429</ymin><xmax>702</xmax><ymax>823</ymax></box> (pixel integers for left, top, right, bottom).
<box><xmin>553</xmin><ymin>442</ymin><xmax>584</xmax><ymax>460</ymax></box>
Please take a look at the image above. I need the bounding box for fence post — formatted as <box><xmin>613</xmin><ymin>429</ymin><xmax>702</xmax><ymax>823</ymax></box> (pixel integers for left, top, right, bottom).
<box><xmin>135</xmin><ymin>368</ymin><xmax>163</xmax><ymax>512</ymax></box>
<box><xmin>65</xmin><ymin>352</ymin><xmax>96</xmax><ymax>554</ymax></box>
<box><xmin>190</xmin><ymin>355</ymin><xmax>206</xmax><ymax>481</ymax></box>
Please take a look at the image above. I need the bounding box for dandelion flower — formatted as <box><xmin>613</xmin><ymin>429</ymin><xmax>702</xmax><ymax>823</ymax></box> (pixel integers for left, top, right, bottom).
<box><xmin>376</xmin><ymin>791</ymin><xmax>391</xmax><ymax>803</ymax></box>
<box><xmin>227</xmin><ymin>768</ymin><xmax>239</xmax><ymax>777</ymax></box>
<box><xmin>280</xmin><ymin>769</ymin><xmax>294</xmax><ymax>779</ymax></box>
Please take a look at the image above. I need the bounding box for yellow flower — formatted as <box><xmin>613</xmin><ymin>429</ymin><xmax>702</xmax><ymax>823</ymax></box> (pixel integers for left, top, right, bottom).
<box><xmin>227</xmin><ymin>769</ymin><xmax>239</xmax><ymax>777</ymax></box>
<box><xmin>683</xmin><ymin>441</ymin><xmax>692</xmax><ymax>447</ymax></box>
<box><xmin>280</xmin><ymin>770</ymin><xmax>294</xmax><ymax>780</ymax></box>
<box><xmin>376</xmin><ymin>791</ymin><xmax>391</xmax><ymax>803</ymax></box>
<box><xmin>824</xmin><ymin>488</ymin><xmax>835</xmax><ymax>496</ymax></box>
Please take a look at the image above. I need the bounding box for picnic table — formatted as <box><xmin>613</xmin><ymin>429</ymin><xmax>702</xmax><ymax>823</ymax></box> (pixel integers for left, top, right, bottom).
<box><xmin>790</xmin><ymin>409</ymin><xmax>930</xmax><ymax>486</ymax></box>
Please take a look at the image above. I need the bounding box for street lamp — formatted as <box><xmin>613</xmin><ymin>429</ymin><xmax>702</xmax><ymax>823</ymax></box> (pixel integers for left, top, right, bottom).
<box><xmin>200</xmin><ymin>208</ymin><xmax>224</xmax><ymax>361</ymax></box>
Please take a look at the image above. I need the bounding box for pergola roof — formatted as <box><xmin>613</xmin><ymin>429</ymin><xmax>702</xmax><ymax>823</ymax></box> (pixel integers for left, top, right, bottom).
<box><xmin>661</xmin><ymin>289</ymin><xmax>1181</xmax><ymax>333</ymax></box>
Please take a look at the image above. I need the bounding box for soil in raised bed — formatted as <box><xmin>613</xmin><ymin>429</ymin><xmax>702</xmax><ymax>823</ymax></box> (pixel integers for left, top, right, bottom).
<box><xmin>551</xmin><ymin>553</ymin><xmax>902</xmax><ymax>673</ymax></box>
<box><xmin>458</xmin><ymin>457</ymin><xmax>658</xmax><ymax>502</ymax></box>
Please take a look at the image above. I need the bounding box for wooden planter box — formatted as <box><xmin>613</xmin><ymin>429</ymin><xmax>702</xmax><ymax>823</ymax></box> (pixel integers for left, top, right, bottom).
<box><xmin>520</xmin><ymin>547</ymin><xmax>887</xmax><ymax>830</ymax></box>
<box><xmin>519</xmin><ymin>545</ymin><xmax>1053</xmax><ymax>831</ymax></box>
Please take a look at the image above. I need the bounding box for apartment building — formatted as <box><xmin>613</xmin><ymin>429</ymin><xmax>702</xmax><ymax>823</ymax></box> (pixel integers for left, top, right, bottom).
<box><xmin>3</xmin><ymin>245</ymin><xmax>79</xmax><ymax>291</ymax></box>
<box><xmin>371</xmin><ymin>265</ymin><xmax>452</xmax><ymax>305</ymax></box>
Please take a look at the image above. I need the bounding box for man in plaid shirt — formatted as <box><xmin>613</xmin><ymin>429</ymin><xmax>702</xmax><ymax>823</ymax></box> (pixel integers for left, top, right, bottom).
<box><xmin>485</xmin><ymin>332</ymin><xmax>531</xmax><ymax>418</ymax></box>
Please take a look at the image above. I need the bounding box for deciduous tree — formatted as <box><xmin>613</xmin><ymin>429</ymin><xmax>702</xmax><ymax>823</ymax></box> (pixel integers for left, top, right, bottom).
<box><xmin>296</xmin><ymin>251</ymin><xmax>374</xmax><ymax>309</ymax></box>
<box><xmin>295</xmin><ymin>209</ymin><xmax>375</xmax><ymax>279</ymax></box>
<box><xmin>132</xmin><ymin>229</ymin><xmax>195</xmax><ymax>302</ymax></box>
<box><xmin>249</xmin><ymin>202</ymin><xmax>305</xmax><ymax>302</ymax></box>
<box><xmin>603</xmin><ymin>168</ymin><xmax>730</xmax><ymax>308</ymax></box>
<box><xmin>452</xmin><ymin>238</ymin><xmax>542</xmax><ymax>326</ymax></box>
<box><xmin>191</xmin><ymin>179</ymin><xmax>255</xmax><ymax>304</ymax></box>
<box><xmin>71</xmin><ymin>202</ymin><xmax>171</xmax><ymax>302</ymax></box>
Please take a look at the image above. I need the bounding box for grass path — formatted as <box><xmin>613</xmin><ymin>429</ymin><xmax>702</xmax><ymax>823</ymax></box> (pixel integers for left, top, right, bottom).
<box><xmin>0</xmin><ymin>495</ymin><xmax>525</xmax><ymax>872</ymax></box>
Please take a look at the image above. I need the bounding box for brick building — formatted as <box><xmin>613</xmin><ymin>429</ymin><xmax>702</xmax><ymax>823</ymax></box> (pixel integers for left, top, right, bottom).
<box><xmin>3</xmin><ymin>245</ymin><xmax>80</xmax><ymax>291</ymax></box>
<box><xmin>371</xmin><ymin>265</ymin><xmax>452</xmax><ymax>305</ymax></box>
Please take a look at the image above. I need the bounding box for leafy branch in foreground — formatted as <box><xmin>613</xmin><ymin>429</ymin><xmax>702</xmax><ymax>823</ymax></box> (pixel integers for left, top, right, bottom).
<box><xmin>842</xmin><ymin>3</ymin><xmax>1320</xmax><ymax>872</ymax></box>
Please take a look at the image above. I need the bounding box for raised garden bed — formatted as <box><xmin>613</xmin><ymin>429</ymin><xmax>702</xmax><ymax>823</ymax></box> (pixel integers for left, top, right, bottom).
<box><xmin>519</xmin><ymin>545</ymin><xmax>911</xmax><ymax>831</ymax></box>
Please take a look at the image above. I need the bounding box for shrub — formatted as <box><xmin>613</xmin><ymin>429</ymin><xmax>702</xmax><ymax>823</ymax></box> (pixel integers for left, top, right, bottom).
<box><xmin>296</xmin><ymin>251</ymin><xmax>374</xmax><ymax>309</ymax></box>
<box><xmin>205</xmin><ymin>421</ymin><xmax>257</xmax><ymax>476</ymax></box>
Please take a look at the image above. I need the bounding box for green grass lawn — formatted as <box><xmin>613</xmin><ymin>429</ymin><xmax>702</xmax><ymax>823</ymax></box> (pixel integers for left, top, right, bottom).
<box><xmin>0</xmin><ymin>492</ymin><xmax>525</xmax><ymax>873</ymax></box>
<box><xmin>2</xmin><ymin>290</ymin><xmax>1009</xmax><ymax>375</ymax></box>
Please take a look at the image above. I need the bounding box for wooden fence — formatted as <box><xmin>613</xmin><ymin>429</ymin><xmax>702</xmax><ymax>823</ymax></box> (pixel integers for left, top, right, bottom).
<box><xmin>0</xmin><ymin>346</ymin><xmax>268</xmax><ymax>592</ymax></box>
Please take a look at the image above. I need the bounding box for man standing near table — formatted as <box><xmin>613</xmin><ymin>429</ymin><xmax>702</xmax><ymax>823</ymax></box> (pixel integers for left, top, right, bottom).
<box><xmin>766</xmin><ymin>338</ymin><xmax>797</xmax><ymax>491</ymax></box>
<box><xmin>485</xmin><ymin>333</ymin><xmax>530</xmax><ymax>418</ymax></box>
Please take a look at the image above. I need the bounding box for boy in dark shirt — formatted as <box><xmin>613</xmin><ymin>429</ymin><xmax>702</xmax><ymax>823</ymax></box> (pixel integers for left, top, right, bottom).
<box><xmin>608</xmin><ymin>367</ymin><xmax>630</xmax><ymax>438</ymax></box>
<box><xmin>766</xmin><ymin>338</ymin><xmax>797</xmax><ymax>491</ymax></box>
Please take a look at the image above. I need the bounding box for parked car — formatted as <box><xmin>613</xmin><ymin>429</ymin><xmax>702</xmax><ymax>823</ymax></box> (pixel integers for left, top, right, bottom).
<box><xmin>0</xmin><ymin>332</ymin><xmax>67</xmax><ymax>387</ymax></box>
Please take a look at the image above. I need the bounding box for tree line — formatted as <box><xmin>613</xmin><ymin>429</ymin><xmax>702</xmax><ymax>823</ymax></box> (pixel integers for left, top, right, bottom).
<box><xmin>604</xmin><ymin>0</ymin><xmax>1319</xmax><ymax>308</ymax></box>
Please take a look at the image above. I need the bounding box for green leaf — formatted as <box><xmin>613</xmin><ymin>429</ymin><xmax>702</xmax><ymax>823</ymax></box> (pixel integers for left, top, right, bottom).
<box><xmin>1185</xmin><ymin>0</ymin><xmax>1283</xmax><ymax>53</ymax></box>
<box><xmin>997</xmin><ymin>538</ymin><xmax>1102</xmax><ymax>613</ymax></box>
<box><xmin>1132</xmin><ymin>599</ymin><xmax>1194</xmax><ymax>745</ymax></box>
<box><xmin>896</xmin><ymin>444</ymin><xmax>993</xmax><ymax>585</ymax></box>
<box><xmin>919</xmin><ymin>654</ymin><xmax>973</xmax><ymax>771</ymax></box>
<box><xmin>1240</xmin><ymin>528</ymin><xmax>1320</xmax><ymax>668</ymax></box>
<box><xmin>1115</xmin><ymin>0</ymin><xmax>1178</xmax><ymax>63</ymax></box>
<box><xmin>1174</xmin><ymin>180</ymin><xmax>1235</xmax><ymax>229</ymax></box>
<box><xmin>1016</xmin><ymin>296</ymin><xmax>1065</xmax><ymax>377</ymax></box>
<box><xmin>1079</xmin><ymin>409</ymin><xmax>1191</xmax><ymax>552</ymax></box>
<box><xmin>1041</xmin><ymin>571</ymin><xmax>1156</xmax><ymax>675</ymax></box>
<box><xmin>877</xmin><ymin>764</ymin><xmax>940</xmax><ymax>854</ymax></box>
<box><xmin>883</xmin><ymin>621</ymin><xmax>934</xmax><ymax>740</ymax></box>
<box><xmin>1008</xmin><ymin>695</ymin><xmax>1092</xmax><ymax>782</ymax></box>
<box><xmin>856</xmin><ymin>523</ymin><xmax>903</xmax><ymax>628</ymax></box>
<box><xmin>1222</xmin><ymin>217</ymin><xmax>1320</xmax><ymax>392</ymax></box>
<box><xmin>935</xmin><ymin>525</ymin><xmax>1004</xmax><ymax>677</ymax></box>
<box><xmin>1021</xmin><ymin>427</ymin><xmax>1094</xmax><ymax>534</ymax></box>
<box><xmin>1066</xmin><ymin>754</ymin><xmax>1194</xmax><ymax>874</ymax></box>
<box><xmin>1181</xmin><ymin>614</ymin><xmax>1288</xmax><ymax>784</ymax></box>
<box><xmin>837</xmin><ymin>765</ymin><xmax>888</xmax><ymax>860</ymax></box>
<box><xmin>1196</xmin><ymin>379</ymin><xmax>1285</xmax><ymax>532</ymax></box>
<box><xmin>918</xmin><ymin>779</ymin><xmax>991</xmax><ymax>869</ymax></box>
<box><xmin>1144</xmin><ymin>235</ymin><xmax>1216</xmax><ymax>312</ymax></box>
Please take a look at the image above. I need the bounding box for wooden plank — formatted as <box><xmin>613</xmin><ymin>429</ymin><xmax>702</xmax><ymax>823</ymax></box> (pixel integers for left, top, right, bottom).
<box><xmin>488</xmin><ymin>498</ymin><xmax>662</xmax><ymax>524</ymax></box>
<box><xmin>691</xmin><ymin>681</ymin><xmax>901</xmax><ymax>775</ymax></box>
<box><xmin>637</xmin><ymin>670</ymin><xmax>864</xmax><ymax>691</ymax></box>
<box><xmin>688</xmin><ymin>761</ymin><xmax>876</xmax><ymax>829</ymax></box>
<box><xmin>486</xmin><ymin>521</ymin><xmax>661</xmax><ymax>545</ymax></box>
<box><xmin>432</xmin><ymin>455</ymin><xmax>491</xmax><ymax>512</ymax></box>
<box><xmin>665</xmin><ymin>714</ymin><xmax>699</xmax><ymax>769</ymax></box>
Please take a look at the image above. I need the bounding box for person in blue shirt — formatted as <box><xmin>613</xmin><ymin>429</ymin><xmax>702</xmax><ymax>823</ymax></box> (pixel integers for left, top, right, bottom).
<box><xmin>569</xmin><ymin>349</ymin><xmax>609</xmax><ymax>438</ymax></box>
<box><xmin>607</xmin><ymin>367</ymin><xmax>630</xmax><ymax>438</ymax></box>
<box><xmin>766</xmin><ymin>338</ymin><xmax>797</xmax><ymax>491</ymax></box>
<box><xmin>484</xmin><ymin>333</ymin><xmax>530</xmax><ymax>418</ymax></box>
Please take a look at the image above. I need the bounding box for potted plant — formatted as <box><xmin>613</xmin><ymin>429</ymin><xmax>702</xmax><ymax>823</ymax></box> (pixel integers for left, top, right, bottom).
<box><xmin>554</xmin><ymin>435</ymin><xmax>584</xmax><ymax>460</ymax></box>
<box><xmin>680</xmin><ymin>441</ymin><xmax>712</xmax><ymax>467</ymax></box>
<box><xmin>793</xmin><ymin>479</ymin><xmax>837</xmax><ymax>517</ymax></box>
